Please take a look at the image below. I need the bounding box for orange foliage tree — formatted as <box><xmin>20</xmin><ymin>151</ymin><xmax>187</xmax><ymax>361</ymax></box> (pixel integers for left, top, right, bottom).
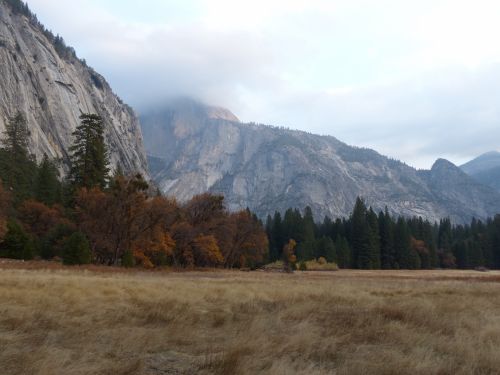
<box><xmin>222</xmin><ymin>210</ymin><xmax>269</xmax><ymax>268</ymax></box>
<box><xmin>176</xmin><ymin>194</ymin><xmax>268</xmax><ymax>268</ymax></box>
<box><xmin>192</xmin><ymin>234</ymin><xmax>224</xmax><ymax>266</ymax></box>
<box><xmin>18</xmin><ymin>200</ymin><xmax>73</xmax><ymax>238</ymax></box>
<box><xmin>283</xmin><ymin>239</ymin><xmax>297</xmax><ymax>273</ymax></box>
<box><xmin>75</xmin><ymin>181</ymin><xmax>268</xmax><ymax>268</ymax></box>
<box><xmin>76</xmin><ymin>174</ymin><xmax>179</xmax><ymax>266</ymax></box>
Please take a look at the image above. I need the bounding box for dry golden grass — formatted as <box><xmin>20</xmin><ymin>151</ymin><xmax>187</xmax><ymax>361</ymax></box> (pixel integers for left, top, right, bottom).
<box><xmin>1</xmin><ymin>264</ymin><xmax>500</xmax><ymax>375</ymax></box>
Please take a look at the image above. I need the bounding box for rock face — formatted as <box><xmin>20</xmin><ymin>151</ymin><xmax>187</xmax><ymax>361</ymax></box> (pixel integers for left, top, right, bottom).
<box><xmin>142</xmin><ymin>99</ymin><xmax>500</xmax><ymax>224</ymax></box>
<box><xmin>0</xmin><ymin>1</ymin><xmax>148</xmax><ymax>176</ymax></box>
<box><xmin>460</xmin><ymin>151</ymin><xmax>500</xmax><ymax>192</ymax></box>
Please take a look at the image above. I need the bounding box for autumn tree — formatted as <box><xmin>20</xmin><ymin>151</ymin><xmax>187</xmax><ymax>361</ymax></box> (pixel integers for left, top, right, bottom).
<box><xmin>222</xmin><ymin>210</ymin><xmax>268</xmax><ymax>268</ymax></box>
<box><xmin>192</xmin><ymin>234</ymin><xmax>224</xmax><ymax>267</ymax></box>
<box><xmin>76</xmin><ymin>174</ymin><xmax>177</xmax><ymax>266</ymax></box>
<box><xmin>170</xmin><ymin>221</ymin><xmax>195</xmax><ymax>267</ymax></box>
<box><xmin>132</xmin><ymin>226</ymin><xmax>175</xmax><ymax>268</ymax></box>
<box><xmin>18</xmin><ymin>200</ymin><xmax>72</xmax><ymax>239</ymax></box>
<box><xmin>282</xmin><ymin>239</ymin><xmax>297</xmax><ymax>273</ymax></box>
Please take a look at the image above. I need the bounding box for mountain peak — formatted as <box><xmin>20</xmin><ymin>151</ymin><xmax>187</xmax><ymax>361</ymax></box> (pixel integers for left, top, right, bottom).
<box><xmin>162</xmin><ymin>97</ymin><xmax>239</xmax><ymax>122</ymax></box>
<box><xmin>461</xmin><ymin>150</ymin><xmax>500</xmax><ymax>175</ymax></box>
<box><xmin>460</xmin><ymin>151</ymin><xmax>500</xmax><ymax>192</ymax></box>
<box><xmin>431</xmin><ymin>158</ymin><xmax>457</xmax><ymax>171</ymax></box>
<box><xmin>205</xmin><ymin>106</ymin><xmax>239</xmax><ymax>122</ymax></box>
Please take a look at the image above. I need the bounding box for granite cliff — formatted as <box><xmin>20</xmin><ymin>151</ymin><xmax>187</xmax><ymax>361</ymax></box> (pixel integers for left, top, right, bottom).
<box><xmin>143</xmin><ymin>99</ymin><xmax>500</xmax><ymax>224</ymax></box>
<box><xmin>0</xmin><ymin>0</ymin><xmax>148</xmax><ymax>175</ymax></box>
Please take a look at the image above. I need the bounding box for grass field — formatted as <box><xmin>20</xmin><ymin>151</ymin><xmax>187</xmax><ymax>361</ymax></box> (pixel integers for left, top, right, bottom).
<box><xmin>1</xmin><ymin>262</ymin><xmax>500</xmax><ymax>374</ymax></box>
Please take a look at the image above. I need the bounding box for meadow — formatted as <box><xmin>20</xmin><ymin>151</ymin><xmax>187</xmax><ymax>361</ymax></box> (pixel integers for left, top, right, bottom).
<box><xmin>1</xmin><ymin>262</ymin><xmax>500</xmax><ymax>374</ymax></box>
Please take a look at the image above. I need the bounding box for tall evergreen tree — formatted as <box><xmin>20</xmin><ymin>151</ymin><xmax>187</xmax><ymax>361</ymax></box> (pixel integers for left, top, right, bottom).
<box><xmin>265</xmin><ymin>214</ymin><xmax>275</xmax><ymax>261</ymax></box>
<box><xmin>296</xmin><ymin>206</ymin><xmax>317</xmax><ymax>260</ymax></box>
<box><xmin>367</xmin><ymin>208</ymin><xmax>381</xmax><ymax>269</ymax></box>
<box><xmin>271</xmin><ymin>211</ymin><xmax>284</xmax><ymax>261</ymax></box>
<box><xmin>350</xmin><ymin>198</ymin><xmax>372</xmax><ymax>269</ymax></box>
<box><xmin>335</xmin><ymin>236</ymin><xmax>351</xmax><ymax>268</ymax></box>
<box><xmin>68</xmin><ymin>113</ymin><xmax>109</xmax><ymax>190</ymax></box>
<box><xmin>394</xmin><ymin>218</ymin><xmax>411</xmax><ymax>269</ymax></box>
<box><xmin>379</xmin><ymin>208</ymin><xmax>395</xmax><ymax>269</ymax></box>
<box><xmin>35</xmin><ymin>154</ymin><xmax>61</xmax><ymax>205</ymax></box>
<box><xmin>0</xmin><ymin>112</ymin><xmax>37</xmax><ymax>201</ymax></box>
<box><xmin>319</xmin><ymin>236</ymin><xmax>336</xmax><ymax>263</ymax></box>
<box><xmin>422</xmin><ymin>220</ymin><xmax>439</xmax><ymax>268</ymax></box>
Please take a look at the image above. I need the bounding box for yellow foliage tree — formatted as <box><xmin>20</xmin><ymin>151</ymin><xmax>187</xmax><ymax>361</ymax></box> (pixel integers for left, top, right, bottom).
<box><xmin>192</xmin><ymin>234</ymin><xmax>223</xmax><ymax>267</ymax></box>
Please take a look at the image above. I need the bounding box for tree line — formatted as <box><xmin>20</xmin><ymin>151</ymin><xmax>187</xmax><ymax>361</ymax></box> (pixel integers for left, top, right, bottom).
<box><xmin>0</xmin><ymin>112</ymin><xmax>268</xmax><ymax>268</ymax></box>
<box><xmin>2</xmin><ymin>110</ymin><xmax>500</xmax><ymax>270</ymax></box>
<box><xmin>266</xmin><ymin>198</ymin><xmax>500</xmax><ymax>270</ymax></box>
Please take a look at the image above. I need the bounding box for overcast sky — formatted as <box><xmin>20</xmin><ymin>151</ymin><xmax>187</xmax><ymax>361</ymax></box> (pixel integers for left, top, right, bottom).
<box><xmin>27</xmin><ymin>0</ymin><xmax>500</xmax><ymax>168</ymax></box>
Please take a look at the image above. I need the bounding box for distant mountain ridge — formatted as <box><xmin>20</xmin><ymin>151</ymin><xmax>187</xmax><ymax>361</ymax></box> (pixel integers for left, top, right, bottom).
<box><xmin>141</xmin><ymin>99</ymin><xmax>500</xmax><ymax>224</ymax></box>
<box><xmin>0</xmin><ymin>0</ymin><xmax>148</xmax><ymax>176</ymax></box>
<box><xmin>460</xmin><ymin>151</ymin><xmax>500</xmax><ymax>192</ymax></box>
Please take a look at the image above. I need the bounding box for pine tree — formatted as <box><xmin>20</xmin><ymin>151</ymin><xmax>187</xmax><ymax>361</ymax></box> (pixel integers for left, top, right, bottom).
<box><xmin>335</xmin><ymin>236</ymin><xmax>351</xmax><ymax>268</ymax></box>
<box><xmin>35</xmin><ymin>154</ymin><xmax>61</xmax><ymax>205</ymax></box>
<box><xmin>265</xmin><ymin>215</ymin><xmax>275</xmax><ymax>261</ymax></box>
<box><xmin>379</xmin><ymin>209</ymin><xmax>395</xmax><ymax>269</ymax></box>
<box><xmin>2</xmin><ymin>112</ymin><xmax>29</xmax><ymax>156</ymax></box>
<box><xmin>296</xmin><ymin>206</ymin><xmax>317</xmax><ymax>260</ymax></box>
<box><xmin>491</xmin><ymin>215</ymin><xmax>500</xmax><ymax>269</ymax></box>
<box><xmin>68</xmin><ymin>113</ymin><xmax>109</xmax><ymax>190</ymax></box>
<box><xmin>321</xmin><ymin>236</ymin><xmax>336</xmax><ymax>263</ymax></box>
<box><xmin>303</xmin><ymin>206</ymin><xmax>316</xmax><ymax>243</ymax></box>
<box><xmin>62</xmin><ymin>231</ymin><xmax>91</xmax><ymax>265</ymax></box>
<box><xmin>394</xmin><ymin>218</ymin><xmax>411</xmax><ymax>269</ymax></box>
<box><xmin>367</xmin><ymin>208</ymin><xmax>381</xmax><ymax>269</ymax></box>
<box><xmin>350</xmin><ymin>197</ymin><xmax>371</xmax><ymax>269</ymax></box>
<box><xmin>271</xmin><ymin>212</ymin><xmax>284</xmax><ymax>261</ymax></box>
<box><xmin>0</xmin><ymin>112</ymin><xmax>37</xmax><ymax>201</ymax></box>
<box><xmin>422</xmin><ymin>220</ymin><xmax>439</xmax><ymax>268</ymax></box>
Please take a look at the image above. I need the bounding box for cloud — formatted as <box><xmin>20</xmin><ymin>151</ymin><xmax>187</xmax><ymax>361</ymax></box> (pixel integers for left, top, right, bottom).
<box><xmin>26</xmin><ymin>0</ymin><xmax>500</xmax><ymax>168</ymax></box>
<box><xmin>255</xmin><ymin>64</ymin><xmax>500</xmax><ymax>168</ymax></box>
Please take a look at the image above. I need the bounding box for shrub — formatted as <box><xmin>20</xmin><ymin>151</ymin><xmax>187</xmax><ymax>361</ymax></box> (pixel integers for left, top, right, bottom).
<box><xmin>318</xmin><ymin>256</ymin><xmax>327</xmax><ymax>265</ymax></box>
<box><xmin>122</xmin><ymin>250</ymin><xmax>135</xmax><ymax>267</ymax></box>
<box><xmin>62</xmin><ymin>232</ymin><xmax>91</xmax><ymax>265</ymax></box>
<box><xmin>305</xmin><ymin>259</ymin><xmax>339</xmax><ymax>271</ymax></box>
<box><xmin>40</xmin><ymin>224</ymin><xmax>74</xmax><ymax>259</ymax></box>
<box><xmin>299</xmin><ymin>261</ymin><xmax>307</xmax><ymax>271</ymax></box>
<box><xmin>0</xmin><ymin>220</ymin><xmax>34</xmax><ymax>260</ymax></box>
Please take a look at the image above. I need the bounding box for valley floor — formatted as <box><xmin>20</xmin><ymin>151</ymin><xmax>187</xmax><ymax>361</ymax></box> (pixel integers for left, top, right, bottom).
<box><xmin>1</xmin><ymin>264</ymin><xmax>500</xmax><ymax>374</ymax></box>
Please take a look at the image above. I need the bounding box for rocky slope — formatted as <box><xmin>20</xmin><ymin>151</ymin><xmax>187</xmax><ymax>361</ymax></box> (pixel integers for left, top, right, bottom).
<box><xmin>460</xmin><ymin>151</ymin><xmax>500</xmax><ymax>192</ymax></box>
<box><xmin>142</xmin><ymin>99</ymin><xmax>500</xmax><ymax>224</ymax></box>
<box><xmin>0</xmin><ymin>1</ymin><xmax>148</xmax><ymax>175</ymax></box>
